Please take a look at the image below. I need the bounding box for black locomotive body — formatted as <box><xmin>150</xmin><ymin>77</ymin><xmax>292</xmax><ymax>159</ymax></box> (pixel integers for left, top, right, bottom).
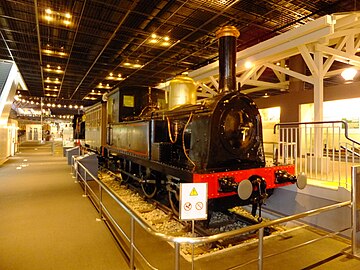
<box><xmin>107</xmin><ymin>89</ymin><xmax>265</xmax><ymax>171</ymax></box>
<box><xmin>150</xmin><ymin>91</ymin><xmax>265</xmax><ymax>172</ymax></box>
<box><xmin>84</xmin><ymin>26</ymin><xmax>304</xmax><ymax>216</ymax></box>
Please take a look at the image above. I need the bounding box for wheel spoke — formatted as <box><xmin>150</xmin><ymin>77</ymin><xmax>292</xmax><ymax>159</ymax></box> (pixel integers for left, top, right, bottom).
<box><xmin>120</xmin><ymin>159</ymin><xmax>130</xmax><ymax>183</ymax></box>
<box><xmin>140</xmin><ymin>167</ymin><xmax>158</xmax><ymax>198</ymax></box>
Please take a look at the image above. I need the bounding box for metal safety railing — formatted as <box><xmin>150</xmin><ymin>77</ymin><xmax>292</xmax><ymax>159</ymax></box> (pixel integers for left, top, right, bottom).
<box><xmin>69</xmin><ymin>155</ymin><xmax>357</xmax><ymax>270</ymax></box>
<box><xmin>274</xmin><ymin>120</ymin><xmax>360</xmax><ymax>189</ymax></box>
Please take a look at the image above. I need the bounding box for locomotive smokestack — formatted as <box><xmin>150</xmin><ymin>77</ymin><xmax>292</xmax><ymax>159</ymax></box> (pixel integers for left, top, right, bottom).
<box><xmin>216</xmin><ymin>26</ymin><xmax>240</xmax><ymax>93</ymax></box>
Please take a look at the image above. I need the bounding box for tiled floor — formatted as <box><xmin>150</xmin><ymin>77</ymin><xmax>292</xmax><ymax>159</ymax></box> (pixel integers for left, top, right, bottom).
<box><xmin>0</xmin><ymin>141</ymin><xmax>129</xmax><ymax>270</ymax></box>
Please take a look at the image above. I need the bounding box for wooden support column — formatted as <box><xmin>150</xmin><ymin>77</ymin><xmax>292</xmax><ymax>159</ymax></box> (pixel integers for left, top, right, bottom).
<box><xmin>314</xmin><ymin>50</ymin><xmax>324</xmax><ymax>158</ymax></box>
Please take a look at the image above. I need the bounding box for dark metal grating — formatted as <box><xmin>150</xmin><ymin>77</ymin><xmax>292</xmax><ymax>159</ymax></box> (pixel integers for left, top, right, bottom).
<box><xmin>0</xmin><ymin>0</ymin><xmax>357</xmax><ymax>109</ymax></box>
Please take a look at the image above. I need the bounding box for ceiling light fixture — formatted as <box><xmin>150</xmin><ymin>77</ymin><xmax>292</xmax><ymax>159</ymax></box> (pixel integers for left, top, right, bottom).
<box><xmin>121</xmin><ymin>61</ymin><xmax>143</xmax><ymax>69</ymax></box>
<box><xmin>244</xmin><ymin>61</ymin><xmax>254</xmax><ymax>69</ymax></box>
<box><xmin>96</xmin><ymin>83</ymin><xmax>111</xmax><ymax>89</ymax></box>
<box><xmin>106</xmin><ymin>73</ymin><xmax>124</xmax><ymax>81</ymax></box>
<box><xmin>132</xmin><ymin>63</ymin><xmax>142</xmax><ymax>68</ymax></box>
<box><xmin>341</xmin><ymin>67</ymin><xmax>357</xmax><ymax>81</ymax></box>
<box><xmin>42</xmin><ymin>8</ymin><xmax>72</xmax><ymax>27</ymax></box>
<box><xmin>147</xmin><ymin>34</ymin><xmax>172</xmax><ymax>47</ymax></box>
<box><xmin>44</xmin><ymin>65</ymin><xmax>64</xmax><ymax>74</ymax></box>
<box><xmin>160</xmin><ymin>41</ymin><xmax>170</xmax><ymax>47</ymax></box>
<box><xmin>42</xmin><ymin>47</ymin><xmax>68</xmax><ymax>57</ymax></box>
<box><xmin>45</xmin><ymin>78</ymin><xmax>61</xmax><ymax>84</ymax></box>
<box><xmin>44</xmin><ymin>15</ymin><xmax>53</xmax><ymax>22</ymax></box>
<box><xmin>89</xmin><ymin>91</ymin><xmax>103</xmax><ymax>96</ymax></box>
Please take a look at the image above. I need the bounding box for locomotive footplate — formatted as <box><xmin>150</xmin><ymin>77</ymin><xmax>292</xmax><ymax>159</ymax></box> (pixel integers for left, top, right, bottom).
<box><xmin>193</xmin><ymin>165</ymin><xmax>298</xmax><ymax>200</ymax></box>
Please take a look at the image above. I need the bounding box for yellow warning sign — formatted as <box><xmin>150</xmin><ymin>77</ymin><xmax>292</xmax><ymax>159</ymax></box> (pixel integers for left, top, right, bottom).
<box><xmin>190</xmin><ymin>187</ymin><xmax>198</xmax><ymax>196</ymax></box>
<box><xmin>180</xmin><ymin>183</ymin><xmax>208</xmax><ymax>220</ymax></box>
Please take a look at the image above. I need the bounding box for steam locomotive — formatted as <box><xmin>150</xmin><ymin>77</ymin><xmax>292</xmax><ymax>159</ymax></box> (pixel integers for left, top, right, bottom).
<box><xmin>83</xmin><ymin>26</ymin><xmax>306</xmax><ymax>218</ymax></box>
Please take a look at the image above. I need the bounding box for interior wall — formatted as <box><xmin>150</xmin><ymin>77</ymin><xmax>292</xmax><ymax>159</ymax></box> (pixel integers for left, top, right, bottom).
<box><xmin>254</xmin><ymin>81</ymin><xmax>360</xmax><ymax>122</ymax></box>
<box><xmin>0</xmin><ymin>126</ymin><xmax>9</xmax><ymax>164</ymax></box>
<box><xmin>0</xmin><ymin>64</ymin><xmax>19</xmax><ymax>164</ymax></box>
<box><xmin>0</xmin><ymin>119</ymin><xmax>18</xmax><ymax>164</ymax></box>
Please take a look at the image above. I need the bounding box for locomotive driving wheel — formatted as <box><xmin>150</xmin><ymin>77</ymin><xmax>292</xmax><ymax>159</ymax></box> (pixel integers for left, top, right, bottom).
<box><xmin>140</xmin><ymin>167</ymin><xmax>158</xmax><ymax>199</ymax></box>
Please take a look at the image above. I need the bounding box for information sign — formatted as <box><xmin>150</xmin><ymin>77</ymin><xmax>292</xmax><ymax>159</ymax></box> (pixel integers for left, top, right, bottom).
<box><xmin>179</xmin><ymin>183</ymin><xmax>208</xmax><ymax>220</ymax></box>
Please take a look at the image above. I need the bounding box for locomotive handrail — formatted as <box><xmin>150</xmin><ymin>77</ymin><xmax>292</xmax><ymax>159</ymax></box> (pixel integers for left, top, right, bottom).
<box><xmin>73</xmin><ymin>157</ymin><xmax>351</xmax><ymax>270</ymax></box>
<box><xmin>273</xmin><ymin>120</ymin><xmax>360</xmax><ymax>146</ymax></box>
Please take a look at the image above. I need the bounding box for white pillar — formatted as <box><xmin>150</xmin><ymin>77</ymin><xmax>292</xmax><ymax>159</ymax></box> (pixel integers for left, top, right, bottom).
<box><xmin>313</xmin><ymin>50</ymin><xmax>324</xmax><ymax>158</ymax></box>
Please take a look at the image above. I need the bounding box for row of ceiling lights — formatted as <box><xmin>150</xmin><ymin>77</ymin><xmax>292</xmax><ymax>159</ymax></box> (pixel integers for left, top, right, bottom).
<box><xmin>43</xmin><ymin>8</ymin><xmax>72</xmax><ymax>26</ymax></box>
<box><xmin>41</xmin><ymin>7</ymin><xmax>177</xmax><ymax>102</ymax></box>
<box><xmin>43</xmin><ymin>64</ymin><xmax>64</xmax><ymax>97</ymax></box>
<box><xmin>147</xmin><ymin>33</ymin><xmax>172</xmax><ymax>47</ymax></box>
<box><xmin>83</xmin><ymin>83</ymin><xmax>112</xmax><ymax>100</ymax></box>
<box><xmin>18</xmin><ymin>111</ymin><xmax>74</xmax><ymax>119</ymax></box>
<box><xmin>84</xmin><ymin>33</ymin><xmax>175</xmax><ymax>100</ymax></box>
<box><xmin>42</xmin><ymin>7</ymin><xmax>71</xmax><ymax>98</ymax></box>
<box><xmin>40</xmin><ymin>6</ymin><xmax>359</xmax><ymax>105</ymax></box>
<box><xmin>14</xmin><ymin>95</ymin><xmax>83</xmax><ymax>110</ymax></box>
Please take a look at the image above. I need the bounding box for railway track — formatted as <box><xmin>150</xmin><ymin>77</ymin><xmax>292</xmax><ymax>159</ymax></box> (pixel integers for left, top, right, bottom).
<box><xmin>94</xmin><ymin>168</ymin><xmax>287</xmax><ymax>257</ymax></box>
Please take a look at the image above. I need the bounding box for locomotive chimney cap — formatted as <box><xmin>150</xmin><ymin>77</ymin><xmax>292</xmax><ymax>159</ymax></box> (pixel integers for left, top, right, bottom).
<box><xmin>216</xmin><ymin>26</ymin><xmax>240</xmax><ymax>39</ymax></box>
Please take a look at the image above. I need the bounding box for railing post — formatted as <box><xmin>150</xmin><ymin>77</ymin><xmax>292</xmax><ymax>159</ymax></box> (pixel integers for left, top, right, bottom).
<box><xmin>130</xmin><ymin>217</ymin><xmax>135</xmax><ymax>269</ymax></box>
<box><xmin>352</xmin><ymin>166</ymin><xmax>360</xmax><ymax>258</ymax></box>
<box><xmin>258</xmin><ymin>227</ymin><xmax>264</xmax><ymax>270</ymax></box>
<box><xmin>71</xmin><ymin>157</ymin><xmax>74</xmax><ymax>175</ymax></box>
<box><xmin>83</xmin><ymin>170</ymin><xmax>87</xmax><ymax>197</ymax></box>
<box><xmin>175</xmin><ymin>242</ymin><xmax>180</xmax><ymax>270</ymax></box>
<box><xmin>99</xmin><ymin>185</ymin><xmax>103</xmax><ymax>219</ymax></box>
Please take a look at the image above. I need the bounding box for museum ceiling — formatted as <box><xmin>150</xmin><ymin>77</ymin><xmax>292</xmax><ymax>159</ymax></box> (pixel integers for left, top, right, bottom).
<box><xmin>0</xmin><ymin>0</ymin><xmax>358</xmax><ymax>113</ymax></box>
